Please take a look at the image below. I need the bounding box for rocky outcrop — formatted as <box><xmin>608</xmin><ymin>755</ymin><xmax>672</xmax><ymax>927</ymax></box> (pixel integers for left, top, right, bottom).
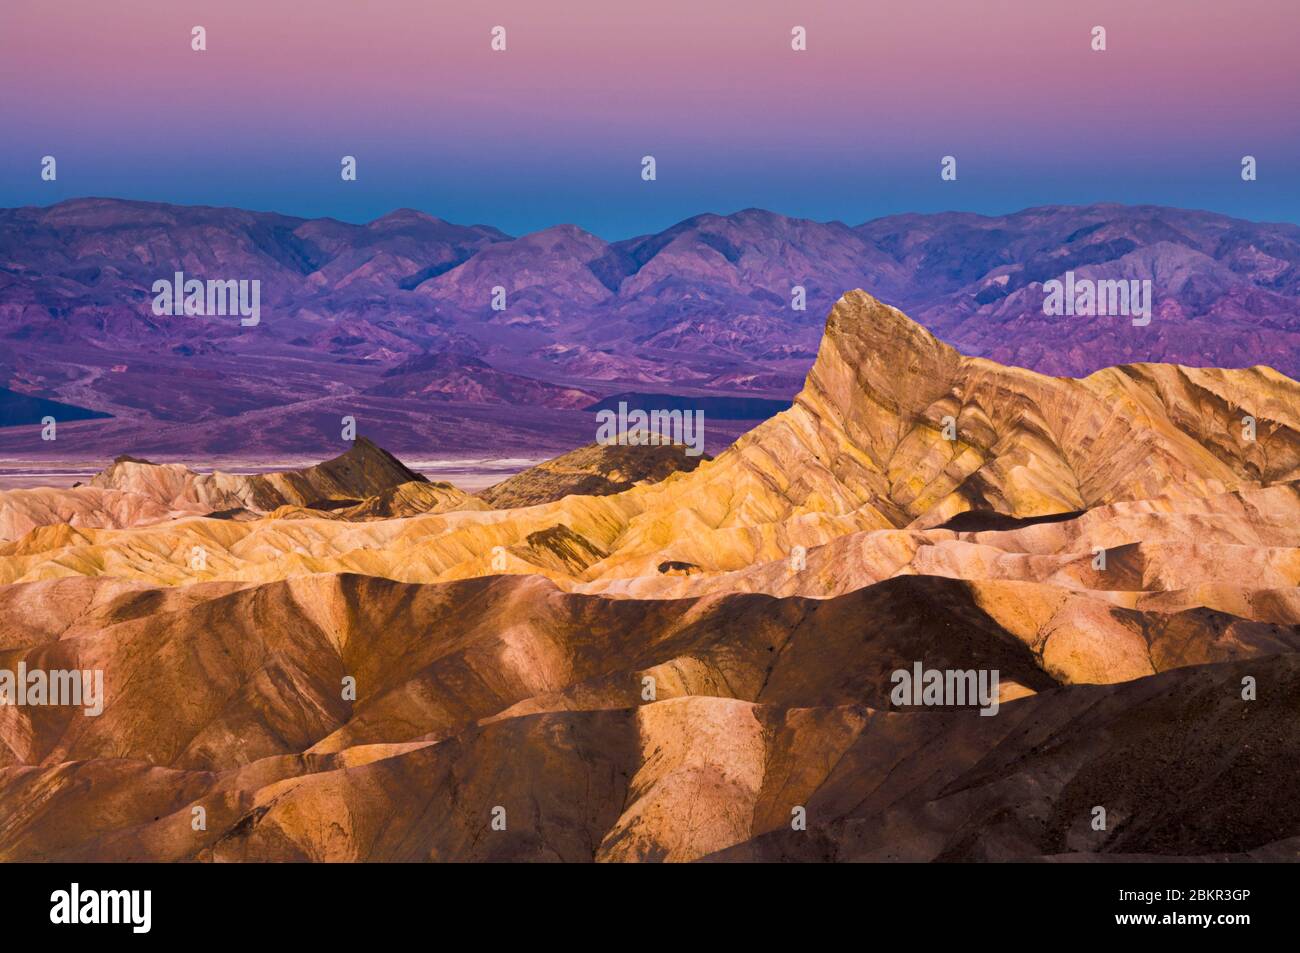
<box><xmin>0</xmin><ymin>436</ymin><xmax>431</xmax><ymax>541</ymax></box>
<box><xmin>479</xmin><ymin>442</ymin><xmax>709</xmax><ymax>508</ymax></box>
<box><xmin>0</xmin><ymin>571</ymin><xmax>1294</xmax><ymax>861</ymax></box>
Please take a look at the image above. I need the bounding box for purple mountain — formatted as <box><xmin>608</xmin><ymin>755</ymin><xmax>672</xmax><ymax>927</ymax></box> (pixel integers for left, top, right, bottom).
<box><xmin>1</xmin><ymin>198</ymin><xmax>1297</xmax><ymax>459</ymax></box>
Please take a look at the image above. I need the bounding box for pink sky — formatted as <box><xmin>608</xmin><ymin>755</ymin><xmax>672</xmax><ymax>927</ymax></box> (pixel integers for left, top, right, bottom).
<box><xmin>2</xmin><ymin>0</ymin><xmax>1297</xmax><ymax>235</ymax></box>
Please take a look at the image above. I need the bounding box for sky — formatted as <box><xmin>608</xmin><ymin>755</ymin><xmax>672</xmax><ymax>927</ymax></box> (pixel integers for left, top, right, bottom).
<box><xmin>2</xmin><ymin>0</ymin><xmax>1298</xmax><ymax>238</ymax></box>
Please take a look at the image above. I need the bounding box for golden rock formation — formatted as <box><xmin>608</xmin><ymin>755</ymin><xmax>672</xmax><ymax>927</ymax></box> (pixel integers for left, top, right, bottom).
<box><xmin>1</xmin><ymin>291</ymin><xmax>1297</xmax><ymax>862</ymax></box>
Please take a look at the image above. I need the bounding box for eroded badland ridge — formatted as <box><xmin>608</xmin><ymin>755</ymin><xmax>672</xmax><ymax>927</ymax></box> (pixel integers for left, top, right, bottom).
<box><xmin>1</xmin><ymin>291</ymin><xmax>1297</xmax><ymax>862</ymax></box>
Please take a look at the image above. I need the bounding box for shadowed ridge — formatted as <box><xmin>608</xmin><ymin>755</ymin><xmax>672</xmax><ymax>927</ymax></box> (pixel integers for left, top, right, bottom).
<box><xmin>479</xmin><ymin>441</ymin><xmax>710</xmax><ymax>508</ymax></box>
<box><xmin>296</xmin><ymin>434</ymin><xmax>427</xmax><ymax>497</ymax></box>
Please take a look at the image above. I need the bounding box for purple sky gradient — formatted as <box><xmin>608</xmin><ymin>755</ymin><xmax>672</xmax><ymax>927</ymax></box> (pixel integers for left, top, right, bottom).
<box><xmin>2</xmin><ymin>0</ymin><xmax>1298</xmax><ymax>236</ymax></box>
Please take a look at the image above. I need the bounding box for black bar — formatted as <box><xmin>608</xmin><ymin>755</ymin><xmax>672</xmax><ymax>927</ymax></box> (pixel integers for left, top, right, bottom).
<box><xmin>2</xmin><ymin>861</ymin><xmax>1281</xmax><ymax>940</ymax></box>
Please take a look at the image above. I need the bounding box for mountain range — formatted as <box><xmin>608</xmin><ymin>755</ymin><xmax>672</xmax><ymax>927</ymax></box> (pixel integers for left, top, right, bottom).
<box><xmin>2</xmin><ymin>198</ymin><xmax>1298</xmax><ymax>460</ymax></box>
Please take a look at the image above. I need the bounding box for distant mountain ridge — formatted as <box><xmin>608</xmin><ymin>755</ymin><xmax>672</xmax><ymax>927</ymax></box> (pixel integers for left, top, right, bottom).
<box><xmin>1</xmin><ymin>198</ymin><xmax>1297</xmax><ymax>457</ymax></box>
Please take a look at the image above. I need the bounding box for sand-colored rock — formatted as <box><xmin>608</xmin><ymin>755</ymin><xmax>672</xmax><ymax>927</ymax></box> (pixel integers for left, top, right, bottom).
<box><xmin>0</xmin><ymin>436</ymin><xmax>432</xmax><ymax>542</ymax></box>
<box><xmin>4</xmin><ymin>293</ymin><xmax>1295</xmax><ymax>589</ymax></box>
<box><xmin>2</xmin><ymin>290</ymin><xmax>1298</xmax><ymax>862</ymax></box>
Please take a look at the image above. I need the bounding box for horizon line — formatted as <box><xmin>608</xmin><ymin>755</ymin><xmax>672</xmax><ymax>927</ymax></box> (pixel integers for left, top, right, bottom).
<box><xmin>9</xmin><ymin>194</ymin><xmax>1300</xmax><ymax>243</ymax></box>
